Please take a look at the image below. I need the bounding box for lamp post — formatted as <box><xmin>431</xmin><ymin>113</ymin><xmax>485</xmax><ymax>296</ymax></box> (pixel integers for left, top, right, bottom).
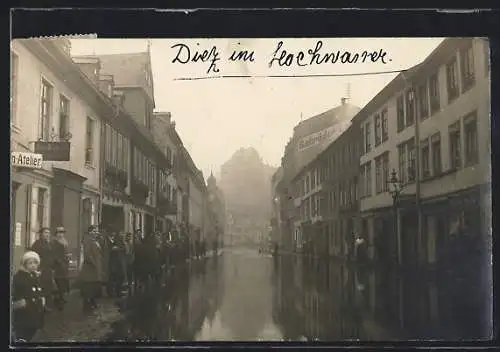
<box><xmin>387</xmin><ymin>168</ymin><xmax>405</xmax><ymax>267</ymax></box>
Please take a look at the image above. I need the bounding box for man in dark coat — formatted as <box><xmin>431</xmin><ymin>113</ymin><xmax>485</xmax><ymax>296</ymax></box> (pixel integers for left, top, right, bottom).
<box><xmin>31</xmin><ymin>227</ymin><xmax>55</xmax><ymax>311</ymax></box>
<box><xmin>78</xmin><ymin>226</ymin><xmax>103</xmax><ymax>312</ymax></box>
<box><xmin>108</xmin><ymin>232</ymin><xmax>127</xmax><ymax>297</ymax></box>
<box><xmin>51</xmin><ymin>227</ymin><xmax>70</xmax><ymax>310</ymax></box>
<box><xmin>98</xmin><ymin>227</ymin><xmax>111</xmax><ymax>297</ymax></box>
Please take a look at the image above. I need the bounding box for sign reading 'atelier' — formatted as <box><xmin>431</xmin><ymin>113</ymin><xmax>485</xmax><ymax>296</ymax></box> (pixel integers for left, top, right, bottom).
<box><xmin>11</xmin><ymin>152</ymin><xmax>43</xmax><ymax>169</ymax></box>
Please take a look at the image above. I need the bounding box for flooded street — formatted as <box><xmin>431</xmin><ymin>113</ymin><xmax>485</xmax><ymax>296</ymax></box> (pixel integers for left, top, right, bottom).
<box><xmin>106</xmin><ymin>248</ymin><xmax>489</xmax><ymax>342</ymax></box>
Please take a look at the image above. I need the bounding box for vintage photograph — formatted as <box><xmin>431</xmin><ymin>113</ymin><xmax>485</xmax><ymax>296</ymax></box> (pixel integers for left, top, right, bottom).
<box><xmin>10</xmin><ymin>37</ymin><xmax>492</xmax><ymax>343</ymax></box>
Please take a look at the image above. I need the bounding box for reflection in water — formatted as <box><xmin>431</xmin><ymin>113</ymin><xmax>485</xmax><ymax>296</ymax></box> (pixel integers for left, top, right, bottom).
<box><xmin>272</xmin><ymin>255</ymin><xmax>489</xmax><ymax>341</ymax></box>
<box><xmin>107</xmin><ymin>248</ymin><xmax>489</xmax><ymax>341</ymax></box>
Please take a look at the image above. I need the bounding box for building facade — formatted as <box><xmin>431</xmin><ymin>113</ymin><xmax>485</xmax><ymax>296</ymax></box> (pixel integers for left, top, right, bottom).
<box><xmin>11</xmin><ymin>38</ymin><xmax>103</xmax><ymax>269</ymax></box>
<box><xmin>153</xmin><ymin>112</ymin><xmax>179</xmax><ymax>230</ymax></box>
<box><xmin>278</xmin><ymin>99</ymin><xmax>361</xmax><ymax>253</ymax></box>
<box><xmin>292</xmin><ymin>120</ymin><xmax>360</xmax><ymax>259</ymax></box>
<box><xmin>357</xmin><ymin>37</ymin><xmax>490</xmax><ymax>268</ymax></box>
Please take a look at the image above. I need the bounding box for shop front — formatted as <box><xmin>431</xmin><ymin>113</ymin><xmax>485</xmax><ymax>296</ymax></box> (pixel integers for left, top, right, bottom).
<box><xmin>50</xmin><ymin>167</ymin><xmax>87</xmax><ymax>265</ymax></box>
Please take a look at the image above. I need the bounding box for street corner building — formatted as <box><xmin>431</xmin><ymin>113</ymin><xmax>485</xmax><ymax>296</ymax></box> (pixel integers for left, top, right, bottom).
<box><xmin>273</xmin><ymin>37</ymin><xmax>491</xmax><ymax>270</ymax></box>
<box><xmin>10</xmin><ymin>38</ymin><xmax>221</xmax><ymax>271</ymax></box>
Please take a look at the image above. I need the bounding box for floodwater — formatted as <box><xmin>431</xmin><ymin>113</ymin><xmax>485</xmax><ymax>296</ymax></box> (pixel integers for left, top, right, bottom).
<box><xmin>107</xmin><ymin>247</ymin><xmax>491</xmax><ymax>342</ymax></box>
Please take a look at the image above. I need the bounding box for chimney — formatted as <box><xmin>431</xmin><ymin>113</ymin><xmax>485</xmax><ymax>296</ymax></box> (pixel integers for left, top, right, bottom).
<box><xmin>72</xmin><ymin>56</ymin><xmax>101</xmax><ymax>86</ymax></box>
<box><xmin>99</xmin><ymin>74</ymin><xmax>115</xmax><ymax>98</ymax></box>
<box><xmin>341</xmin><ymin>97</ymin><xmax>348</xmax><ymax>105</ymax></box>
<box><xmin>153</xmin><ymin>111</ymin><xmax>172</xmax><ymax>124</ymax></box>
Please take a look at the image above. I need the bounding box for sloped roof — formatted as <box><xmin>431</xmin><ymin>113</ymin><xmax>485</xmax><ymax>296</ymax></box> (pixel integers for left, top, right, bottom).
<box><xmin>87</xmin><ymin>52</ymin><xmax>155</xmax><ymax>105</ymax></box>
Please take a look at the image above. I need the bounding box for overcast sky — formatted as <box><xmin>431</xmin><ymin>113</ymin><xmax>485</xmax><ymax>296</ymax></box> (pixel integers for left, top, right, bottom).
<box><xmin>70</xmin><ymin>38</ymin><xmax>444</xmax><ymax>179</ymax></box>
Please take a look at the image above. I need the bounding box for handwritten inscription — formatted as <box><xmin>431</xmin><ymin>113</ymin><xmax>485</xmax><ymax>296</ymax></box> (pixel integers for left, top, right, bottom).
<box><xmin>269</xmin><ymin>41</ymin><xmax>391</xmax><ymax>68</ymax></box>
<box><xmin>170</xmin><ymin>40</ymin><xmax>392</xmax><ymax>76</ymax></box>
<box><xmin>171</xmin><ymin>43</ymin><xmax>221</xmax><ymax>74</ymax></box>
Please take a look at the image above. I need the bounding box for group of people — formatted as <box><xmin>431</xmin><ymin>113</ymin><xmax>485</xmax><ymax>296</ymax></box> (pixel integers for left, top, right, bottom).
<box><xmin>78</xmin><ymin>225</ymin><xmax>216</xmax><ymax>313</ymax></box>
<box><xmin>11</xmin><ymin>226</ymin><xmax>71</xmax><ymax>342</ymax></box>
<box><xmin>12</xmin><ymin>223</ymin><xmax>220</xmax><ymax>343</ymax></box>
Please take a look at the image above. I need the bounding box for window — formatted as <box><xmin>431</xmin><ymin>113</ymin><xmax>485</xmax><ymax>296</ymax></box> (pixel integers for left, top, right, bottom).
<box><xmin>85</xmin><ymin>117</ymin><xmax>95</xmax><ymax>165</ymax></box>
<box><xmin>431</xmin><ymin>133</ymin><xmax>442</xmax><ymax>176</ymax></box>
<box><xmin>405</xmin><ymin>89</ymin><xmax>415</xmax><ymax>126</ymax></box>
<box><xmin>449</xmin><ymin>122</ymin><xmax>461</xmax><ymax>170</ymax></box>
<box><xmin>374</xmin><ymin>114</ymin><xmax>381</xmax><ymax>146</ymax></box>
<box><xmin>365</xmin><ymin>122</ymin><xmax>371</xmax><ymax>153</ymax></box>
<box><xmin>382</xmin><ymin>153</ymin><xmax>389</xmax><ymax>192</ymax></box>
<box><xmin>418</xmin><ymin>83</ymin><xmax>429</xmax><ymax>120</ymax></box>
<box><xmin>397</xmin><ymin>95</ymin><xmax>405</xmax><ymax>132</ymax></box>
<box><xmin>117</xmin><ymin>133</ymin><xmax>123</xmax><ymax>169</ymax></box>
<box><xmin>360</xmin><ymin>124</ymin><xmax>365</xmax><ymax>155</ymax></box>
<box><xmin>375</xmin><ymin>153</ymin><xmax>389</xmax><ymax>193</ymax></box>
<box><xmin>105</xmin><ymin>124</ymin><xmax>111</xmax><ymax>163</ymax></box>
<box><xmin>365</xmin><ymin>161</ymin><xmax>372</xmax><ymax>197</ymax></box>
<box><xmin>398</xmin><ymin>143</ymin><xmax>407</xmax><ymax>184</ymax></box>
<box><xmin>36</xmin><ymin>188</ymin><xmax>47</xmax><ymax>232</ymax></box>
<box><xmin>464</xmin><ymin>112</ymin><xmax>478</xmax><ymax>165</ymax></box>
<box><xmin>429</xmin><ymin>73</ymin><xmax>440</xmax><ymax>114</ymax></box>
<box><xmin>421</xmin><ymin>139</ymin><xmax>430</xmax><ymax>179</ymax></box>
<box><xmin>375</xmin><ymin>156</ymin><xmax>382</xmax><ymax>193</ymax></box>
<box><xmin>59</xmin><ymin>95</ymin><xmax>70</xmax><ymax>139</ymax></box>
<box><xmin>11</xmin><ymin>52</ymin><xmax>18</xmax><ymax>124</ymax></box>
<box><xmin>381</xmin><ymin>108</ymin><xmax>388</xmax><ymax>142</ymax></box>
<box><xmin>460</xmin><ymin>44</ymin><xmax>475</xmax><ymax>92</ymax></box>
<box><xmin>407</xmin><ymin>138</ymin><xmax>416</xmax><ymax>182</ymax></box>
<box><xmin>359</xmin><ymin>166</ymin><xmax>365</xmax><ymax>198</ymax></box>
<box><xmin>40</xmin><ymin>79</ymin><xmax>53</xmax><ymax>141</ymax></box>
<box><xmin>446</xmin><ymin>57</ymin><xmax>459</xmax><ymax>102</ymax></box>
<box><xmin>111</xmin><ymin>129</ymin><xmax>116</xmax><ymax>167</ymax></box>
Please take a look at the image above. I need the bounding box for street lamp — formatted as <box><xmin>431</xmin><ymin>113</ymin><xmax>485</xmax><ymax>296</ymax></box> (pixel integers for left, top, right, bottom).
<box><xmin>387</xmin><ymin>168</ymin><xmax>405</xmax><ymax>267</ymax></box>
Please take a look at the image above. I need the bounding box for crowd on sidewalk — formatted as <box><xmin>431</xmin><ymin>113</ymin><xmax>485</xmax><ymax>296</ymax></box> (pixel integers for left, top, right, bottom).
<box><xmin>11</xmin><ymin>224</ymin><xmax>220</xmax><ymax>343</ymax></box>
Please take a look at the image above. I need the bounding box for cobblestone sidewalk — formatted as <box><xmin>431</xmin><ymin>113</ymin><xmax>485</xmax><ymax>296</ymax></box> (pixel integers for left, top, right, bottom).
<box><xmin>32</xmin><ymin>291</ymin><xmax>124</xmax><ymax>342</ymax></box>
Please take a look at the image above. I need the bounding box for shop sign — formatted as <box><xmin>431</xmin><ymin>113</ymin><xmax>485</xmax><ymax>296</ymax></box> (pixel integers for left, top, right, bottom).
<box><xmin>34</xmin><ymin>141</ymin><xmax>71</xmax><ymax>161</ymax></box>
<box><xmin>11</xmin><ymin>152</ymin><xmax>43</xmax><ymax>169</ymax></box>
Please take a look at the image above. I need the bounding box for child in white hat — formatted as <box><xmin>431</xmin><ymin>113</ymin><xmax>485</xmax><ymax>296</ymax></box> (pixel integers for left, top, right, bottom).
<box><xmin>11</xmin><ymin>251</ymin><xmax>46</xmax><ymax>342</ymax></box>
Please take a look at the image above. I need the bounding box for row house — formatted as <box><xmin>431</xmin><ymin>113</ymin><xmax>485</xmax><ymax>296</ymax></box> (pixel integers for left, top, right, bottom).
<box><xmin>153</xmin><ymin>111</ymin><xmax>180</xmax><ymax>231</ymax></box>
<box><xmin>357</xmin><ymin>37</ymin><xmax>490</xmax><ymax>268</ymax></box>
<box><xmin>291</xmin><ymin>118</ymin><xmax>360</xmax><ymax>259</ymax></box>
<box><xmin>11</xmin><ymin>38</ymin><xmax>106</xmax><ymax>270</ymax></box>
<box><xmin>72</xmin><ymin>49</ymin><xmax>166</xmax><ymax>236</ymax></box>
<box><xmin>176</xmin><ymin>143</ymin><xmax>209</xmax><ymax>245</ymax></box>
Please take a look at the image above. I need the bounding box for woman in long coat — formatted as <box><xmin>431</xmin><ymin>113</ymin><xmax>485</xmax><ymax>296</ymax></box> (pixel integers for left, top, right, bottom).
<box><xmin>78</xmin><ymin>226</ymin><xmax>102</xmax><ymax>312</ymax></box>
<box><xmin>52</xmin><ymin>227</ymin><xmax>70</xmax><ymax>310</ymax></box>
<box><xmin>31</xmin><ymin>227</ymin><xmax>56</xmax><ymax>311</ymax></box>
